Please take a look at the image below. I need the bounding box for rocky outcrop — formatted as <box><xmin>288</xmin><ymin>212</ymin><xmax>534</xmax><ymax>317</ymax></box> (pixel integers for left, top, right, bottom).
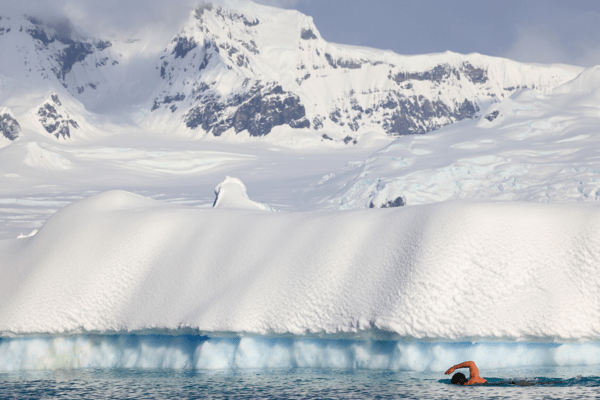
<box><xmin>37</xmin><ymin>94</ymin><xmax>79</xmax><ymax>139</ymax></box>
<box><xmin>370</xmin><ymin>196</ymin><xmax>405</xmax><ymax>208</ymax></box>
<box><xmin>390</xmin><ymin>62</ymin><xmax>488</xmax><ymax>85</ymax></box>
<box><xmin>484</xmin><ymin>110</ymin><xmax>500</xmax><ymax>121</ymax></box>
<box><xmin>0</xmin><ymin>113</ymin><xmax>20</xmax><ymax>140</ymax></box>
<box><xmin>184</xmin><ymin>82</ymin><xmax>309</xmax><ymax>136</ymax></box>
<box><xmin>24</xmin><ymin>17</ymin><xmax>114</xmax><ymax>93</ymax></box>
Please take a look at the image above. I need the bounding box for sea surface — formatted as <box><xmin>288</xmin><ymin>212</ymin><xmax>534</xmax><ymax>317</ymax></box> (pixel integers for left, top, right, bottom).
<box><xmin>1</xmin><ymin>365</ymin><xmax>599</xmax><ymax>399</ymax></box>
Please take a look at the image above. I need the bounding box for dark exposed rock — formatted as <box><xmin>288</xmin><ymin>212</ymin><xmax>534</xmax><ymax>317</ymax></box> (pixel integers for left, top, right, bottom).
<box><xmin>0</xmin><ymin>113</ymin><xmax>21</xmax><ymax>140</ymax></box>
<box><xmin>38</xmin><ymin>103</ymin><xmax>58</xmax><ymax>119</ymax></box>
<box><xmin>236</xmin><ymin>53</ymin><xmax>248</xmax><ymax>67</ymax></box>
<box><xmin>290</xmin><ymin>117</ymin><xmax>310</xmax><ymax>129</ymax></box>
<box><xmin>301</xmin><ymin>29</ymin><xmax>317</xmax><ymax>40</ymax></box>
<box><xmin>391</xmin><ymin>63</ymin><xmax>488</xmax><ymax>85</ymax></box>
<box><xmin>337</xmin><ymin>59</ymin><xmax>362</xmax><ymax>69</ymax></box>
<box><xmin>325</xmin><ymin>53</ymin><xmax>362</xmax><ymax>69</ymax></box>
<box><xmin>152</xmin><ymin>93</ymin><xmax>186</xmax><ymax>111</ymax></box>
<box><xmin>56</xmin><ymin>42</ymin><xmax>94</xmax><ymax>79</ymax></box>
<box><xmin>391</xmin><ymin>64</ymin><xmax>453</xmax><ymax>84</ymax></box>
<box><xmin>184</xmin><ymin>82</ymin><xmax>309</xmax><ymax>136</ymax></box>
<box><xmin>95</xmin><ymin>40</ymin><xmax>112</xmax><ymax>51</ymax></box>
<box><xmin>296</xmin><ymin>73</ymin><xmax>310</xmax><ymax>85</ymax></box>
<box><xmin>370</xmin><ymin>196</ymin><xmax>405</xmax><ymax>208</ymax></box>
<box><xmin>241</xmin><ymin>40</ymin><xmax>259</xmax><ymax>55</ymax></box>
<box><xmin>324</xmin><ymin>53</ymin><xmax>337</xmax><ymax>69</ymax></box>
<box><xmin>95</xmin><ymin>56</ymin><xmax>109</xmax><ymax>67</ymax></box>
<box><xmin>199</xmin><ymin>53</ymin><xmax>212</xmax><ymax>70</ymax></box>
<box><xmin>37</xmin><ymin>101</ymin><xmax>79</xmax><ymax>139</ymax></box>
<box><xmin>51</xmin><ymin>94</ymin><xmax>61</xmax><ymax>106</ymax></box>
<box><xmin>27</xmin><ymin>26</ymin><xmax>53</xmax><ymax>46</ymax></box>
<box><xmin>484</xmin><ymin>110</ymin><xmax>500</xmax><ymax>121</ymax></box>
<box><xmin>382</xmin><ymin>98</ymin><xmax>398</xmax><ymax>109</ymax></box>
<box><xmin>329</xmin><ymin>109</ymin><xmax>342</xmax><ymax>124</ymax></box>
<box><xmin>243</xmin><ymin>17</ymin><xmax>259</xmax><ymax>27</ymax></box>
<box><xmin>462</xmin><ymin>62</ymin><xmax>488</xmax><ymax>84</ymax></box>
<box><xmin>322</xmin><ymin>134</ymin><xmax>333</xmax><ymax>140</ymax></box>
<box><xmin>351</xmin><ymin>102</ymin><xmax>364</xmax><ymax>113</ymax></box>
<box><xmin>380</xmin><ymin>94</ymin><xmax>479</xmax><ymax>135</ymax></box>
<box><xmin>313</xmin><ymin>116</ymin><xmax>324</xmax><ymax>130</ymax></box>
<box><xmin>160</xmin><ymin>61</ymin><xmax>169</xmax><ymax>79</ymax></box>
<box><xmin>172</xmin><ymin>36</ymin><xmax>197</xmax><ymax>59</ymax></box>
<box><xmin>343</xmin><ymin>135</ymin><xmax>355</xmax><ymax>144</ymax></box>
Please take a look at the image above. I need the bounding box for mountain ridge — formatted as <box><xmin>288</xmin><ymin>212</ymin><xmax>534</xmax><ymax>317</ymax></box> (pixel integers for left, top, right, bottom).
<box><xmin>0</xmin><ymin>1</ymin><xmax>584</xmax><ymax>144</ymax></box>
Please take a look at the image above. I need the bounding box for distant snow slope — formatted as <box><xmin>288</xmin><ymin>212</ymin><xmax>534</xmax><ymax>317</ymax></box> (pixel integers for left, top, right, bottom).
<box><xmin>1</xmin><ymin>189</ymin><xmax>599</xmax><ymax>341</ymax></box>
<box><xmin>329</xmin><ymin>66</ymin><xmax>600</xmax><ymax>208</ymax></box>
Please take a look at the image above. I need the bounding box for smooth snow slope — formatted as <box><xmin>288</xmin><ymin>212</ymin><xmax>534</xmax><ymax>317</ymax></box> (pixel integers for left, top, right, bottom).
<box><xmin>1</xmin><ymin>188</ymin><xmax>600</xmax><ymax>340</ymax></box>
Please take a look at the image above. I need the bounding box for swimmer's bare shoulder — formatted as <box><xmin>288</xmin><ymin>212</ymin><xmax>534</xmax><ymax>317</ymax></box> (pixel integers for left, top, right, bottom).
<box><xmin>445</xmin><ymin>361</ymin><xmax>487</xmax><ymax>385</ymax></box>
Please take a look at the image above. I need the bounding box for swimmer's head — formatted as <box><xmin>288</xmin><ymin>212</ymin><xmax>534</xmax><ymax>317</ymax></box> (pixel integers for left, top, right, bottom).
<box><xmin>451</xmin><ymin>372</ymin><xmax>468</xmax><ymax>385</ymax></box>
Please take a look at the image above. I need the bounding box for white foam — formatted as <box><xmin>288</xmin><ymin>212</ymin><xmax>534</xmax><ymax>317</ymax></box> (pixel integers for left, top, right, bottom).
<box><xmin>1</xmin><ymin>335</ymin><xmax>599</xmax><ymax>372</ymax></box>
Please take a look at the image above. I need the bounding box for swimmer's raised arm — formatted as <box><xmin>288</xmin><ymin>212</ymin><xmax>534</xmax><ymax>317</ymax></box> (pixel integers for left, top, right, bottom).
<box><xmin>445</xmin><ymin>361</ymin><xmax>487</xmax><ymax>385</ymax></box>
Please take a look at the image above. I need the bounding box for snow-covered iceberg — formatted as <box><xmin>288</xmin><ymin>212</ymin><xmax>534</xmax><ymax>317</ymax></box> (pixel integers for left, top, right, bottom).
<box><xmin>1</xmin><ymin>189</ymin><xmax>600</xmax><ymax>341</ymax></box>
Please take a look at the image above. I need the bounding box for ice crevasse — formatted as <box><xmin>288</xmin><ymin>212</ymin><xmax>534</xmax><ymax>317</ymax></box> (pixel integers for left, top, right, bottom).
<box><xmin>1</xmin><ymin>177</ymin><xmax>600</xmax><ymax>342</ymax></box>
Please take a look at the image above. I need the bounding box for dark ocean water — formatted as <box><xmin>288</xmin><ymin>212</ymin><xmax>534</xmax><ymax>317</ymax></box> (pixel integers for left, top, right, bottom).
<box><xmin>1</xmin><ymin>366</ymin><xmax>599</xmax><ymax>399</ymax></box>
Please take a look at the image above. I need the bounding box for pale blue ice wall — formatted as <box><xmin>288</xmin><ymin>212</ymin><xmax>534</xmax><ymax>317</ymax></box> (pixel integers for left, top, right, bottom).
<box><xmin>1</xmin><ymin>335</ymin><xmax>600</xmax><ymax>371</ymax></box>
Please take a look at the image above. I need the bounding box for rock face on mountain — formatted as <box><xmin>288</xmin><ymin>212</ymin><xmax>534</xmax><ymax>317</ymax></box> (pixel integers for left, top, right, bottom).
<box><xmin>37</xmin><ymin>94</ymin><xmax>79</xmax><ymax>139</ymax></box>
<box><xmin>0</xmin><ymin>2</ymin><xmax>583</xmax><ymax>142</ymax></box>
<box><xmin>0</xmin><ymin>111</ymin><xmax>20</xmax><ymax>140</ymax></box>
<box><xmin>21</xmin><ymin>17</ymin><xmax>115</xmax><ymax>96</ymax></box>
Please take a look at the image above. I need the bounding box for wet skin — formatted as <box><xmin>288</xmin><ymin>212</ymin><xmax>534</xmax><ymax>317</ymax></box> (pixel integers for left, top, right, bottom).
<box><xmin>445</xmin><ymin>361</ymin><xmax>487</xmax><ymax>385</ymax></box>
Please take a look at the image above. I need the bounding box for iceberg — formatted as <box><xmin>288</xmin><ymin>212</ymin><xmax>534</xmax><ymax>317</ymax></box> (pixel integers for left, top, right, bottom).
<box><xmin>1</xmin><ymin>188</ymin><xmax>600</xmax><ymax>341</ymax></box>
<box><xmin>1</xmin><ymin>335</ymin><xmax>600</xmax><ymax>372</ymax></box>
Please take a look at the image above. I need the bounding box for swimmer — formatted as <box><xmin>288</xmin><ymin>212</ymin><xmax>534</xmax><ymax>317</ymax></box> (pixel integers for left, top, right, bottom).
<box><xmin>445</xmin><ymin>361</ymin><xmax>487</xmax><ymax>385</ymax></box>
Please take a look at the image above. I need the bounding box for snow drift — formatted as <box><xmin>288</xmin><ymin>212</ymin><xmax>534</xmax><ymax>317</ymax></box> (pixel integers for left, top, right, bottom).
<box><xmin>1</xmin><ymin>189</ymin><xmax>600</xmax><ymax>341</ymax></box>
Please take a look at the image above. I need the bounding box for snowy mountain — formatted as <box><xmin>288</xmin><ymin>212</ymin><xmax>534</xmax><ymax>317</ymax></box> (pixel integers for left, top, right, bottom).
<box><xmin>0</xmin><ymin>2</ymin><xmax>582</xmax><ymax>144</ymax></box>
<box><xmin>148</xmin><ymin>2</ymin><xmax>581</xmax><ymax>140</ymax></box>
<box><xmin>325</xmin><ymin>66</ymin><xmax>600</xmax><ymax>209</ymax></box>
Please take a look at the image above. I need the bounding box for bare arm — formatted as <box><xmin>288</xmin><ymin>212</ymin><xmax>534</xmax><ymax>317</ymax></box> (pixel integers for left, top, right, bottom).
<box><xmin>445</xmin><ymin>361</ymin><xmax>486</xmax><ymax>385</ymax></box>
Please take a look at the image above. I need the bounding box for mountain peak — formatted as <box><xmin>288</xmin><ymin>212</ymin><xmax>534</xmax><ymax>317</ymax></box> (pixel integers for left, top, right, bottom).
<box><xmin>0</xmin><ymin>1</ymin><xmax>584</xmax><ymax>143</ymax></box>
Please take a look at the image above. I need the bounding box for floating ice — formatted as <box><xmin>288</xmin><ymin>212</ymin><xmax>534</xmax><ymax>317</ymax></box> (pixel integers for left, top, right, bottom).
<box><xmin>1</xmin><ymin>334</ymin><xmax>600</xmax><ymax>372</ymax></box>
<box><xmin>1</xmin><ymin>190</ymin><xmax>600</xmax><ymax>341</ymax></box>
